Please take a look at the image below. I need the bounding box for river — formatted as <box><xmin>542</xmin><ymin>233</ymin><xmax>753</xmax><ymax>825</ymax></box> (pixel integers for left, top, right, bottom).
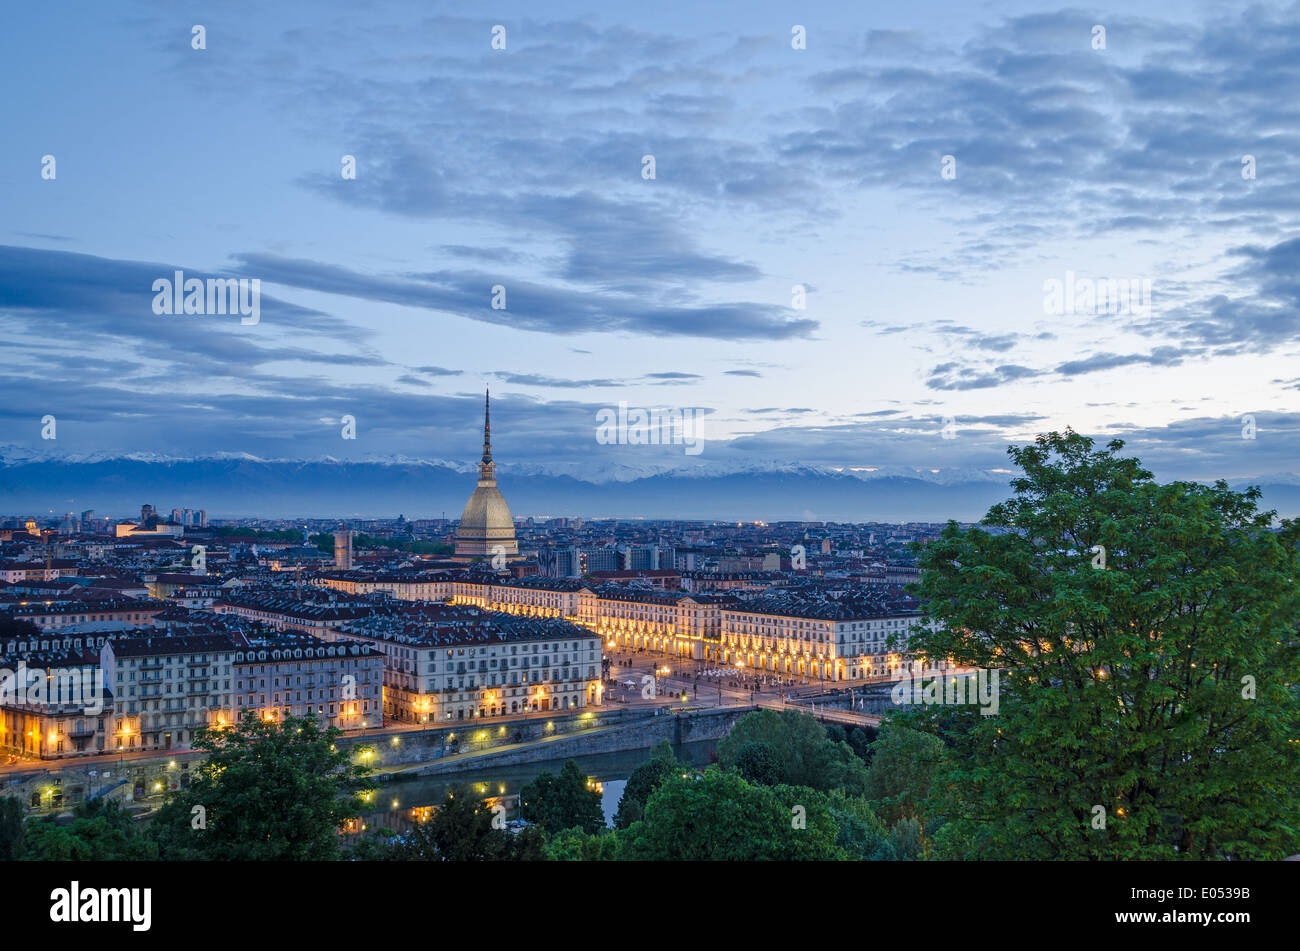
<box><xmin>363</xmin><ymin>739</ymin><xmax>718</xmax><ymax>832</ymax></box>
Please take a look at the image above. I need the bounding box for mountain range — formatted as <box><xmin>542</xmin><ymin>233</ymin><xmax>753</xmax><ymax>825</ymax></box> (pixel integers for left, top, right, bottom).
<box><xmin>3</xmin><ymin>449</ymin><xmax>1299</xmax><ymax>522</ymax></box>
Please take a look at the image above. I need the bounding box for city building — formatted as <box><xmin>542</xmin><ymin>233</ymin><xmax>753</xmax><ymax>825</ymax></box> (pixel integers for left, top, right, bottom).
<box><xmin>339</xmin><ymin>604</ymin><xmax>601</xmax><ymax>723</ymax></box>
<box><xmin>233</xmin><ymin>631</ymin><xmax>382</xmax><ymax>731</ymax></box>
<box><xmin>334</xmin><ymin>530</ymin><xmax>354</xmax><ymax>571</ymax></box>
<box><xmin>719</xmin><ymin>592</ymin><xmax>949</xmax><ymax>682</ymax></box>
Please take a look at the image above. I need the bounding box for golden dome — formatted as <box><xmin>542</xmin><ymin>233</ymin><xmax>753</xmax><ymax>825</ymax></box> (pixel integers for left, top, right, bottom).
<box><xmin>453</xmin><ymin>388</ymin><xmax>519</xmax><ymax>562</ymax></box>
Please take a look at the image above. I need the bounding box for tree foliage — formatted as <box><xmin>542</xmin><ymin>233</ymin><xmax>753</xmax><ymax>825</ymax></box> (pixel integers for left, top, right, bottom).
<box><xmin>0</xmin><ymin>796</ymin><xmax>24</xmax><ymax>860</ymax></box>
<box><xmin>912</xmin><ymin>430</ymin><xmax>1300</xmax><ymax>859</ymax></box>
<box><xmin>619</xmin><ymin>769</ymin><xmax>844</xmax><ymax>861</ymax></box>
<box><xmin>22</xmin><ymin>798</ymin><xmax>156</xmax><ymax>861</ymax></box>
<box><xmin>733</xmin><ymin>741</ymin><xmax>785</xmax><ymax>786</ymax></box>
<box><xmin>544</xmin><ymin>826</ymin><xmax>621</xmax><ymax>861</ymax></box>
<box><xmin>716</xmin><ymin>709</ymin><xmax>868</xmax><ymax>794</ymax></box>
<box><xmin>863</xmin><ymin>722</ymin><xmax>948</xmax><ymax>825</ymax></box>
<box><xmin>388</xmin><ymin>786</ymin><xmax>545</xmax><ymax>861</ymax></box>
<box><xmin>152</xmin><ymin>713</ymin><xmax>374</xmax><ymax>860</ymax></box>
<box><xmin>518</xmin><ymin>760</ymin><xmax>605</xmax><ymax>834</ymax></box>
<box><xmin>614</xmin><ymin>741</ymin><xmax>680</xmax><ymax>829</ymax></box>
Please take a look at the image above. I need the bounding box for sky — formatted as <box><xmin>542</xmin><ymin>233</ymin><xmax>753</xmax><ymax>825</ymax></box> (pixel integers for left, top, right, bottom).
<box><xmin>3</xmin><ymin>0</ymin><xmax>1300</xmax><ymax>482</ymax></box>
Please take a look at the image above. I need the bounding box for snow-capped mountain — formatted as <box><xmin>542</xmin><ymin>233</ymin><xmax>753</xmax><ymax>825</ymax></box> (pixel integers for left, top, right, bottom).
<box><xmin>1</xmin><ymin>447</ymin><xmax>1295</xmax><ymax>521</ymax></box>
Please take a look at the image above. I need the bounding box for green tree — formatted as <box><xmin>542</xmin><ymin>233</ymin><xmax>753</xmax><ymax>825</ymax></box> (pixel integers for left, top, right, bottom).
<box><xmin>888</xmin><ymin>816</ymin><xmax>924</xmax><ymax>861</ymax></box>
<box><xmin>0</xmin><ymin>796</ymin><xmax>24</xmax><ymax>860</ymax></box>
<box><xmin>518</xmin><ymin>760</ymin><xmax>605</xmax><ymax>834</ymax></box>
<box><xmin>733</xmin><ymin>741</ymin><xmax>784</xmax><ymax>786</ymax></box>
<box><xmin>717</xmin><ymin>708</ymin><xmax>868</xmax><ymax>794</ymax></box>
<box><xmin>913</xmin><ymin>430</ymin><xmax>1300</xmax><ymax>859</ymax></box>
<box><xmin>152</xmin><ymin>713</ymin><xmax>375</xmax><ymax>860</ymax></box>
<box><xmin>824</xmin><ymin>791</ymin><xmax>891</xmax><ymax>860</ymax></box>
<box><xmin>614</xmin><ymin>741</ymin><xmax>680</xmax><ymax>829</ymax></box>
<box><xmin>23</xmin><ymin>798</ymin><xmax>156</xmax><ymax>861</ymax></box>
<box><xmin>619</xmin><ymin>769</ymin><xmax>844</xmax><ymax>861</ymax></box>
<box><xmin>846</xmin><ymin>727</ymin><xmax>874</xmax><ymax>764</ymax></box>
<box><xmin>392</xmin><ymin>786</ymin><xmax>543</xmax><ymax>860</ymax></box>
<box><xmin>544</xmin><ymin>826</ymin><xmax>621</xmax><ymax>861</ymax></box>
<box><xmin>863</xmin><ymin>722</ymin><xmax>948</xmax><ymax>825</ymax></box>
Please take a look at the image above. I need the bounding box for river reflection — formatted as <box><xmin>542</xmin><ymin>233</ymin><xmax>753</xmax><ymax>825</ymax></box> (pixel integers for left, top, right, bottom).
<box><xmin>359</xmin><ymin>740</ymin><xmax>717</xmax><ymax>833</ymax></box>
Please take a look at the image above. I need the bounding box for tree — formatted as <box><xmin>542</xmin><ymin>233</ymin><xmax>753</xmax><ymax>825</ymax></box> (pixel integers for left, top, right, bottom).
<box><xmin>619</xmin><ymin>769</ymin><xmax>844</xmax><ymax>861</ymax></box>
<box><xmin>614</xmin><ymin>741</ymin><xmax>680</xmax><ymax>829</ymax></box>
<box><xmin>717</xmin><ymin>708</ymin><xmax>868</xmax><ymax>794</ymax></box>
<box><xmin>518</xmin><ymin>760</ymin><xmax>605</xmax><ymax>834</ymax></box>
<box><xmin>152</xmin><ymin>713</ymin><xmax>375</xmax><ymax>861</ymax></box>
<box><xmin>824</xmin><ymin>791</ymin><xmax>891</xmax><ymax>860</ymax></box>
<box><xmin>888</xmin><ymin>816</ymin><xmax>924</xmax><ymax>861</ymax></box>
<box><xmin>733</xmin><ymin>741</ymin><xmax>784</xmax><ymax>786</ymax></box>
<box><xmin>545</xmin><ymin>826</ymin><xmax>621</xmax><ymax>861</ymax></box>
<box><xmin>863</xmin><ymin>722</ymin><xmax>948</xmax><ymax>825</ymax></box>
<box><xmin>846</xmin><ymin>727</ymin><xmax>874</xmax><ymax>764</ymax></box>
<box><xmin>391</xmin><ymin>786</ymin><xmax>543</xmax><ymax>861</ymax></box>
<box><xmin>0</xmin><ymin>796</ymin><xmax>24</xmax><ymax>860</ymax></box>
<box><xmin>23</xmin><ymin>798</ymin><xmax>156</xmax><ymax>861</ymax></box>
<box><xmin>913</xmin><ymin>430</ymin><xmax>1300</xmax><ymax>859</ymax></box>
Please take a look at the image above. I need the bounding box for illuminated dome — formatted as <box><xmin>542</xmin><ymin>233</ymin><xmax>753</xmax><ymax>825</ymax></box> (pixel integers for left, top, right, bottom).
<box><xmin>453</xmin><ymin>389</ymin><xmax>519</xmax><ymax>563</ymax></box>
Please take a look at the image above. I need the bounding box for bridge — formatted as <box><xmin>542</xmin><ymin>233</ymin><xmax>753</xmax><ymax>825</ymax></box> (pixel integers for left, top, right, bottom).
<box><xmin>755</xmin><ymin>697</ymin><xmax>883</xmax><ymax>728</ymax></box>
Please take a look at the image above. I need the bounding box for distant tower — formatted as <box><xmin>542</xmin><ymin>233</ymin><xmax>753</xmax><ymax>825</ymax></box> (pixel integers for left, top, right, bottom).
<box><xmin>453</xmin><ymin>388</ymin><xmax>519</xmax><ymax>564</ymax></box>
<box><xmin>334</xmin><ymin>530</ymin><xmax>354</xmax><ymax>570</ymax></box>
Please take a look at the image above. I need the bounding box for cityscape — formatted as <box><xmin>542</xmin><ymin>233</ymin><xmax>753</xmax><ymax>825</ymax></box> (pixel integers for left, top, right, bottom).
<box><xmin>1</xmin><ymin>0</ymin><xmax>1295</xmax><ymax>934</ymax></box>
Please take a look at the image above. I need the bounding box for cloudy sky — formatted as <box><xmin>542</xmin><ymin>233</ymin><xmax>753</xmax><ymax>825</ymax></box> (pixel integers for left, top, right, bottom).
<box><xmin>3</xmin><ymin>0</ymin><xmax>1299</xmax><ymax>482</ymax></box>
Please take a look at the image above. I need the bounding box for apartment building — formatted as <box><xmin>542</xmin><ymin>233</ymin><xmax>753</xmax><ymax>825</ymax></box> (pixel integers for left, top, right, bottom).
<box><xmin>6</xmin><ymin>598</ymin><xmax>165</xmax><ymax>631</ymax></box>
<box><xmin>339</xmin><ymin>605</ymin><xmax>601</xmax><ymax>724</ymax></box>
<box><xmin>720</xmin><ymin>593</ymin><xmax>946</xmax><ymax>682</ymax></box>
<box><xmin>233</xmin><ymin>632</ymin><xmax>382</xmax><ymax>731</ymax></box>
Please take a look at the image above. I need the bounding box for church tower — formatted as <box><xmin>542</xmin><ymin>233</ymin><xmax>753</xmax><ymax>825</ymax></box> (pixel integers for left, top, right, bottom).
<box><xmin>453</xmin><ymin>388</ymin><xmax>520</xmax><ymax>564</ymax></box>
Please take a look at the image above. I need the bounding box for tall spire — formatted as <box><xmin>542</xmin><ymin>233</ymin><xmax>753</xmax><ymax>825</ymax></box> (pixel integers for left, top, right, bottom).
<box><xmin>479</xmin><ymin>387</ymin><xmax>495</xmax><ymax>476</ymax></box>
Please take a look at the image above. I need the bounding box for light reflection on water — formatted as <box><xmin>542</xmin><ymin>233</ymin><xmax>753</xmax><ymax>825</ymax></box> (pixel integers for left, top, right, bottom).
<box><xmin>363</xmin><ymin>740</ymin><xmax>717</xmax><ymax>831</ymax></box>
